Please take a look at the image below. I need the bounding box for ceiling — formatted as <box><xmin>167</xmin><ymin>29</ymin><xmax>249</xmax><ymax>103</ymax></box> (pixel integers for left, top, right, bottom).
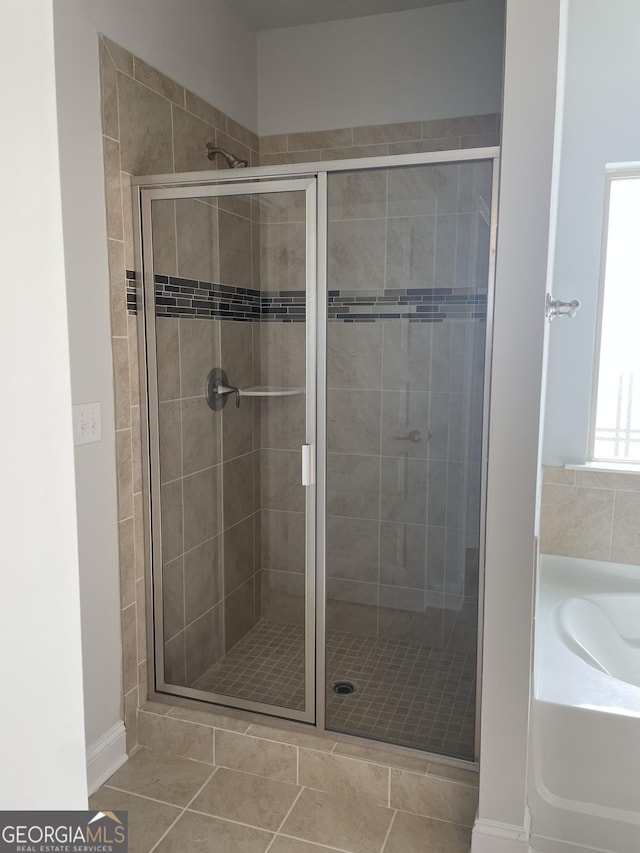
<box><xmin>229</xmin><ymin>0</ymin><xmax>462</xmax><ymax>31</ymax></box>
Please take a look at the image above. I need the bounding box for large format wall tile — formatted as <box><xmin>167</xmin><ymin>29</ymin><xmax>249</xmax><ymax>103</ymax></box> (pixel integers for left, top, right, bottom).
<box><xmin>224</xmin><ymin>577</ymin><xmax>256</xmax><ymax>652</ymax></box>
<box><xmin>327</xmin><ymin>389</ymin><xmax>381</xmax><ymax>455</ymax></box>
<box><xmin>379</xmin><ymin>521</ymin><xmax>427</xmax><ymax>589</ymax></box>
<box><xmin>186</xmin><ymin>604</ymin><xmax>223</xmax><ymax>683</ymax></box>
<box><xmin>223</xmin><ymin>515</ymin><xmax>255</xmax><ymax>594</ymax></box>
<box><xmin>328</xmin><ymin>219</ymin><xmax>386</xmax><ymax>290</ymax></box>
<box><xmin>261</xmin><ymin>222</ymin><xmax>306</xmax><ymax>292</ymax></box>
<box><xmin>261</xmin><ymin>510</ymin><xmax>305</xmax><ymax>573</ymax></box>
<box><xmin>117</xmin><ymin>72</ymin><xmax>173</xmax><ymax>175</ymax></box>
<box><xmin>183</xmin><ymin>466</ymin><xmax>222</xmax><ymax>551</ymax></box>
<box><xmin>260</xmin><ymin>323</ymin><xmax>306</xmax><ymax>388</ymax></box>
<box><xmin>261</xmin><ymin>569</ymin><xmax>306</xmax><ymax>624</ymax></box>
<box><xmin>184</xmin><ymin>536</ymin><xmax>223</xmax><ymax>624</ymax></box>
<box><xmin>388</xmin><ymin>165</ymin><xmax>458</xmax><ymax>217</ymax></box>
<box><xmin>382</xmin><ymin>322</ymin><xmax>432</xmax><ymax>393</ymax></box>
<box><xmin>328</xmin><ymin>170</ymin><xmax>387</xmax><ymax>220</ymax></box>
<box><xmin>540</xmin><ymin>484</ymin><xmax>614</xmax><ymax>560</ymax></box>
<box><xmin>179</xmin><ymin>317</ymin><xmax>220</xmax><ymax>399</ymax></box>
<box><xmin>176</xmin><ymin>198</ymin><xmax>219</xmax><ymax>282</ymax></box>
<box><xmin>327</xmin><ymin>453</ymin><xmax>380</xmax><ymax>519</ymax></box>
<box><xmin>386</xmin><ymin>216</ymin><xmax>436</xmax><ymax>290</ymax></box>
<box><xmin>172</xmin><ymin>105</ymin><xmax>217</xmax><ymax>174</ymax></box>
<box><xmin>326</xmin><ymin>516</ymin><xmax>379</xmax><ymax>583</ymax></box>
<box><xmin>182</xmin><ymin>395</ymin><xmax>221</xmax><ymax>475</ymax></box>
<box><xmin>381</xmin><ymin>457</ymin><xmax>428</xmax><ymax>525</ymax></box>
<box><xmin>260</xmin><ymin>449</ymin><xmax>305</xmax><ymax>513</ymax></box>
<box><xmin>223</xmin><ymin>452</ymin><xmax>255</xmax><ymax>528</ymax></box>
<box><xmin>151</xmin><ymin>199</ymin><xmax>178</xmax><ymax>277</ymax></box>
<box><xmin>381</xmin><ymin>391</ymin><xmax>430</xmax><ymax>459</ymax></box>
<box><xmin>219</xmin><ymin>209</ymin><xmax>253</xmax><ymax>290</ymax></box>
<box><xmin>328</xmin><ymin>322</ymin><xmax>382</xmax><ymax>390</ymax></box>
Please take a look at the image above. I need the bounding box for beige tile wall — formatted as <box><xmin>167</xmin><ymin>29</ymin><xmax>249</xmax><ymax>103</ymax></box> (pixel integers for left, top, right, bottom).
<box><xmin>540</xmin><ymin>466</ymin><xmax>640</xmax><ymax>564</ymax></box>
<box><xmin>324</xmin><ymin>165</ymin><xmax>490</xmax><ymax>653</ymax></box>
<box><xmin>99</xmin><ymin>35</ymin><xmax>259</xmax><ymax>751</ymax></box>
<box><xmin>260</xmin><ymin>114</ymin><xmax>500</xmax><ymax>165</ymax></box>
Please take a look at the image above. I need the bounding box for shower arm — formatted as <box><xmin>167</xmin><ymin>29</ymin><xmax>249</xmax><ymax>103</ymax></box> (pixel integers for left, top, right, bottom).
<box><xmin>205</xmin><ymin>143</ymin><xmax>248</xmax><ymax>168</ymax></box>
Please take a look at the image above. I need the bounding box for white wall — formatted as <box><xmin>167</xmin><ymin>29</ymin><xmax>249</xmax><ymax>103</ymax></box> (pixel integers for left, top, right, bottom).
<box><xmin>0</xmin><ymin>0</ymin><xmax>88</xmax><ymax>809</ymax></box>
<box><xmin>51</xmin><ymin>0</ymin><xmax>258</xmax><ymax>784</ymax></box>
<box><xmin>257</xmin><ymin>0</ymin><xmax>505</xmax><ymax>135</ymax></box>
<box><xmin>473</xmin><ymin>1</ymin><xmax>566</xmax><ymax>851</ymax></box>
<box><xmin>87</xmin><ymin>0</ymin><xmax>258</xmax><ymax>131</ymax></box>
<box><xmin>543</xmin><ymin>0</ymin><xmax>640</xmax><ymax>466</ymax></box>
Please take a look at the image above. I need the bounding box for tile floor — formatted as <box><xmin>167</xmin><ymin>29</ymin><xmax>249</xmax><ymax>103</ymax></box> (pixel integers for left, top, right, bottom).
<box><xmin>92</xmin><ymin>746</ymin><xmax>472</xmax><ymax>853</ymax></box>
<box><xmin>192</xmin><ymin>620</ymin><xmax>475</xmax><ymax>759</ymax></box>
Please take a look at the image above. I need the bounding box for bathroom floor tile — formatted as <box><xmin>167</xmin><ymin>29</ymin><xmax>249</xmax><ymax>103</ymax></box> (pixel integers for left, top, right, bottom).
<box><xmin>280</xmin><ymin>788</ymin><xmax>394</xmax><ymax>853</ymax></box>
<box><xmin>383</xmin><ymin>810</ymin><xmax>472</xmax><ymax>853</ymax></box>
<box><xmin>89</xmin><ymin>786</ymin><xmax>181</xmax><ymax>853</ymax></box>
<box><xmin>105</xmin><ymin>747</ymin><xmax>214</xmax><ymax>806</ymax></box>
<box><xmin>189</xmin><ymin>767</ymin><xmax>300</xmax><ymax>830</ymax></box>
<box><xmin>153</xmin><ymin>810</ymin><xmax>273</xmax><ymax>853</ymax></box>
<box><xmin>270</xmin><ymin>838</ymin><xmax>351</xmax><ymax>853</ymax></box>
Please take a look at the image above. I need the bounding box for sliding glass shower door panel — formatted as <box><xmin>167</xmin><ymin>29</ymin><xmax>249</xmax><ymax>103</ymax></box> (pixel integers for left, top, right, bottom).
<box><xmin>324</xmin><ymin>161</ymin><xmax>493</xmax><ymax>760</ymax></box>
<box><xmin>142</xmin><ymin>178</ymin><xmax>316</xmax><ymax>722</ymax></box>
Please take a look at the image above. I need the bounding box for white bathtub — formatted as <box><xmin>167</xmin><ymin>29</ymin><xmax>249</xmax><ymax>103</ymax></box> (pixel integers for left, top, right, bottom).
<box><xmin>530</xmin><ymin>555</ymin><xmax>640</xmax><ymax>853</ymax></box>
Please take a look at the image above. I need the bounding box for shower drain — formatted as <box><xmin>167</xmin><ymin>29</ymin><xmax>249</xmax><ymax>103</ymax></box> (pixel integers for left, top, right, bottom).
<box><xmin>332</xmin><ymin>680</ymin><xmax>357</xmax><ymax>696</ymax></box>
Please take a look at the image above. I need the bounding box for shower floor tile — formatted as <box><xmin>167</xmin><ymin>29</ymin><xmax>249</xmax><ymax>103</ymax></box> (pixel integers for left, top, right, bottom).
<box><xmin>192</xmin><ymin>619</ymin><xmax>476</xmax><ymax>759</ymax></box>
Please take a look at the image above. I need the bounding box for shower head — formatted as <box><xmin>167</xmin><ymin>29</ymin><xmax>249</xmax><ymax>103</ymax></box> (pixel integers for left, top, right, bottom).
<box><xmin>205</xmin><ymin>143</ymin><xmax>248</xmax><ymax>168</ymax></box>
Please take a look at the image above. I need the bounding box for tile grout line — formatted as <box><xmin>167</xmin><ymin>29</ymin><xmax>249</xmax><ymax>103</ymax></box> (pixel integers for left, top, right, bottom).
<box><xmin>263</xmin><ymin>785</ymin><xmax>305</xmax><ymax>853</ymax></box>
<box><xmin>146</xmin><ymin>765</ymin><xmax>219</xmax><ymax>853</ymax></box>
<box><xmin>378</xmin><ymin>809</ymin><xmax>398</xmax><ymax>853</ymax></box>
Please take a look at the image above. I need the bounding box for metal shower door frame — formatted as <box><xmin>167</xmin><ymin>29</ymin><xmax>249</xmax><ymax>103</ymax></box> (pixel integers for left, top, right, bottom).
<box><xmin>133</xmin><ymin>146</ymin><xmax>500</xmax><ymax>764</ymax></box>
<box><xmin>136</xmin><ymin>176</ymin><xmax>318</xmax><ymax>725</ymax></box>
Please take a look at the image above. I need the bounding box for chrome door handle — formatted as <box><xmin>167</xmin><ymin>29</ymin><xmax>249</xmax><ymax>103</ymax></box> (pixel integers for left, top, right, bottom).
<box><xmin>301</xmin><ymin>444</ymin><xmax>314</xmax><ymax>486</ymax></box>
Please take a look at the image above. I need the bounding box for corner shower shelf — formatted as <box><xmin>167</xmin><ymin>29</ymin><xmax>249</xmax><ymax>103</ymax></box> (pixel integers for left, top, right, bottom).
<box><xmin>230</xmin><ymin>385</ymin><xmax>304</xmax><ymax>397</ymax></box>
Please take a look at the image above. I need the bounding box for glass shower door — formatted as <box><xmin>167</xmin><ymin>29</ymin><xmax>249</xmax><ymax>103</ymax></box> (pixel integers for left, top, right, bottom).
<box><xmin>323</xmin><ymin>160</ymin><xmax>494</xmax><ymax>760</ymax></box>
<box><xmin>141</xmin><ymin>178</ymin><xmax>316</xmax><ymax>722</ymax></box>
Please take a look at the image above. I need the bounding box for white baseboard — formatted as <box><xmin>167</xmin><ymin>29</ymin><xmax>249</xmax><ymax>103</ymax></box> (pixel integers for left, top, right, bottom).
<box><xmin>472</xmin><ymin>816</ymin><xmax>532</xmax><ymax>853</ymax></box>
<box><xmin>86</xmin><ymin>721</ymin><xmax>127</xmax><ymax>795</ymax></box>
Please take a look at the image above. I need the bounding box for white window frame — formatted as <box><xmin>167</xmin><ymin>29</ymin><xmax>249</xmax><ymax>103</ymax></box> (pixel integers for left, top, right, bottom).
<box><xmin>589</xmin><ymin>164</ymin><xmax>640</xmax><ymax>466</ymax></box>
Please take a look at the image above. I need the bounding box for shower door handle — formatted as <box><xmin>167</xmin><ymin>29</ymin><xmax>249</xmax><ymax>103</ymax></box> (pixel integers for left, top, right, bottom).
<box><xmin>301</xmin><ymin>444</ymin><xmax>314</xmax><ymax>486</ymax></box>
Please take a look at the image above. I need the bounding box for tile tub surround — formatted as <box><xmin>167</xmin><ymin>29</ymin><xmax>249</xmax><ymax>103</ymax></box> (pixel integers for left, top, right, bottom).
<box><xmin>99</xmin><ymin>34</ymin><xmax>259</xmax><ymax>749</ymax></box>
<box><xmin>107</xmin><ymin>706</ymin><xmax>478</xmax><ymax>850</ymax></box>
<box><xmin>540</xmin><ymin>466</ymin><xmax>640</xmax><ymax>564</ymax></box>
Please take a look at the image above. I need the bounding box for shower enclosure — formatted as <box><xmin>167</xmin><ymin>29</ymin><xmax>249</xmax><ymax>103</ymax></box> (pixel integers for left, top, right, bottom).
<box><xmin>134</xmin><ymin>148</ymin><xmax>498</xmax><ymax>763</ymax></box>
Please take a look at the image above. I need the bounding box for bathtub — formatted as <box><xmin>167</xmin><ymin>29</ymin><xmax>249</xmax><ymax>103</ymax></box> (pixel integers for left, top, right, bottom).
<box><xmin>529</xmin><ymin>555</ymin><xmax>640</xmax><ymax>853</ymax></box>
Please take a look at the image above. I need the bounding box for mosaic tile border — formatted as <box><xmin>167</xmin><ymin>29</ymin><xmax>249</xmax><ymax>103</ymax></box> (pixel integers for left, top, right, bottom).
<box><xmin>126</xmin><ymin>272</ymin><xmax>487</xmax><ymax>323</ymax></box>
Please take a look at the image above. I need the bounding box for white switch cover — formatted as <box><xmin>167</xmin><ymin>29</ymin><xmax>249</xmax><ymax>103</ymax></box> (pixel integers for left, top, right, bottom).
<box><xmin>72</xmin><ymin>402</ymin><xmax>102</xmax><ymax>446</ymax></box>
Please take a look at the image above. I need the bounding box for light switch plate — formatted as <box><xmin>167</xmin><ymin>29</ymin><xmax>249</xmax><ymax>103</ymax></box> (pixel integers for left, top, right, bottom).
<box><xmin>72</xmin><ymin>402</ymin><xmax>102</xmax><ymax>446</ymax></box>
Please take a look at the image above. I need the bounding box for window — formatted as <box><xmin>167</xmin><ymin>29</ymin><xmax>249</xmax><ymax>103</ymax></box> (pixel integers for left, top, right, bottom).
<box><xmin>591</xmin><ymin>169</ymin><xmax>640</xmax><ymax>463</ymax></box>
